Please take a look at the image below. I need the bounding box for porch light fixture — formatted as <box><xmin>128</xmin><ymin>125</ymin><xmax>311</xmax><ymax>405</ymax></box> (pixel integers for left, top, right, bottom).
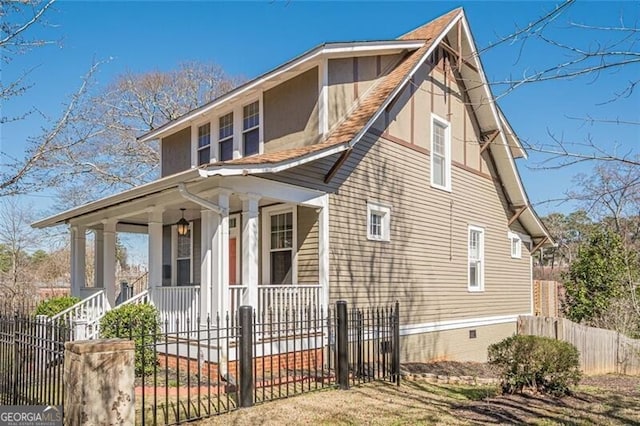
<box><xmin>176</xmin><ymin>208</ymin><xmax>189</xmax><ymax>236</ymax></box>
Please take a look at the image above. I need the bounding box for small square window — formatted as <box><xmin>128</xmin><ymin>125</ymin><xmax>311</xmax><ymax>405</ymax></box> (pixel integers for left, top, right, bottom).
<box><xmin>509</xmin><ymin>232</ymin><xmax>522</xmax><ymax>259</ymax></box>
<box><xmin>367</xmin><ymin>202</ymin><xmax>391</xmax><ymax>242</ymax></box>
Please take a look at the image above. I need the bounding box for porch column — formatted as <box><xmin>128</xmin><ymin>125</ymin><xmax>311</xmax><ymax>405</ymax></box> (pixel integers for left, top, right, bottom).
<box><xmin>211</xmin><ymin>190</ymin><xmax>231</xmax><ymax>315</ymax></box>
<box><xmin>102</xmin><ymin>219</ymin><xmax>117</xmax><ymax>308</ymax></box>
<box><xmin>240</xmin><ymin>194</ymin><xmax>261</xmax><ymax>308</ymax></box>
<box><xmin>70</xmin><ymin>225</ymin><xmax>86</xmax><ymax>297</ymax></box>
<box><xmin>94</xmin><ymin>230</ymin><xmax>104</xmax><ymax>288</ymax></box>
<box><xmin>147</xmin><ymin>208</ymin><xmax>164</xmax><ymax>291</ymax></box>
<box><xmin>318</xmin><ymin>194</ymin><xmax>330</xmax><ymax>309</ymax></box>
<box><xmin>200</xmin><ymin>209</ymin><xmax>214</xmax><ymax>321</ymax></box>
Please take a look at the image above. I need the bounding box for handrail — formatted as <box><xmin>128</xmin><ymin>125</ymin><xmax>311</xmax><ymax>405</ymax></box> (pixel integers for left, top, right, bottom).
<box><xmin>118</xmin><ymin>289</ymin><xmax>150</xmax><ymax>306</ymax></box>
<box><xmin>50</xmin><ymin>289</ymin><xmax>107</xmax><ymax>321</ymax></box>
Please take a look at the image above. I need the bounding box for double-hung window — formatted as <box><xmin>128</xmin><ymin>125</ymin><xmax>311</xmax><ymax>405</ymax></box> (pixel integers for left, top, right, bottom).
<box><xmin>468</xmin><ymin>226</ymin><xmax>484</xmax><ymax>291</ymax></box>
<box><xmin>269</xmin><ymin>211</ymin><xmax>294</xmax><ymax>284</ymax></box>
<box><xmin>176</xmin><ymin>225</ymin><xmax>192</xmax><ymax>286</ymax></box>
<box><xmin>219</xmin><ymin>112</ymin><xmax>234</xmax><ymax>162</ymax></box>
<box><xmin>431</xmin><ymin>114</ymin><xmax>451</xmax><ymax>191</ymax></box>
<box><xmin>243</xmin><ymin>101</ymin><xmax>260</xmax><ymax>156</ymax></box>
<box><xmin>197</xmin><ymin>123</ymin><xmax>211</xmax><ymax>165</ymax></box>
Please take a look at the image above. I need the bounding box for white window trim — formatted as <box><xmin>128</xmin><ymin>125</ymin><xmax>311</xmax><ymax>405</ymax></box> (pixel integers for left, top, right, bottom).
<box><xmin>468</xmin><ymin>225</ymin><xmax>485</xmax><ymax>292</ymax></box>
<box><xmin>241</xmin><ymin>99</ymin><xmax>261</xmax><ymax>157</ymax></box>
<box><xmin>171</xmin><ymin>222</ymin><xmax>194</xmax><ymax>286</ymax></box>
<box><xmin>261</xmin><ymin>204</ymin><xmax>298</xmax><ymax>285</ymax></box>
<box><xmin>217</xmin><ymin>110</ymin><xmax>234</xmax><ymax>162</ymax></box>
<box><xmin>196</xmin><ymin>122</ymin><xmax>212</xmax><ymax>166</ymax></box>
<box><xmin>508</xmin><ymin>231</ymin><xmax>522</xmax><ymax>259</ymax></box>
<box><xmin>229</xmin><ymin>213</ymin><xmax>241</xmax><ymax>285</ymax></box>
<box><xmin>366</xmin><ymin>201</ymin><xmax>391</xmax><ymax>242</ymax></box>
<box><xmin>430</xmin><ymin>113</ymin><xmax>452</xmax><ymax>192</ymax></box>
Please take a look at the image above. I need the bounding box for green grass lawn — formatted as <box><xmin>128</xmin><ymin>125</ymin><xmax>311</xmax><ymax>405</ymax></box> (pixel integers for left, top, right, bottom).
<box><xmin>196</xmin><ymin>376</ymin><xmax>640</xmax><ymax>425</ymax></box>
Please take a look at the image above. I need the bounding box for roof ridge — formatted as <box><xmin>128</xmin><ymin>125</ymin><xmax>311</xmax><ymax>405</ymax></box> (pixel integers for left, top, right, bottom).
<box><xmin>398</xmin><ymin>7</ymin><xmax>463</xmax><ymax>41</ymax></box>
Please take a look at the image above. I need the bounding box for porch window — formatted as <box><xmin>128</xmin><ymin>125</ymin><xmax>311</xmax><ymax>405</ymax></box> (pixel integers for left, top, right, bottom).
<box><xmin>197</xmin><ymin>123</ymin><xmax>211</xmax><ymax>165</ymax></box>
<box><xmin>176</xmin><ymin>226</ymin><xmax>191</xmax><ymax>285</ymax></box>
<box><xmin>269</xmin><ymin>211</ymin><xmax>293</xmax><ymax>284</ymax></box>
<box><xmin>219</xmin><ymin>112</ymin><xmax>234</xmax><ymax>162</ymax></box>
<box><xmin>431</xmin><ymin>114</ymin><xmax>451</xmax><ymax>191</ymax></box>
<box><xmin>243</xmin><ymin>101</ymin><xmax>260</xmax><ymax>156</ymax></box>
<box><xmin>468</xmin><ymin>225</ymin><xmax>484</xmax><ymax>292</ymax></box>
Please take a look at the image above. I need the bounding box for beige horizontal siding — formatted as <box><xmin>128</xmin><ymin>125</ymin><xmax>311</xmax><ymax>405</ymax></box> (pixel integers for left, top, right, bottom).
<box><xmin>402</xmin><ymin>321</ymin><xmax>517</xmax><ymax>362</ymax></box>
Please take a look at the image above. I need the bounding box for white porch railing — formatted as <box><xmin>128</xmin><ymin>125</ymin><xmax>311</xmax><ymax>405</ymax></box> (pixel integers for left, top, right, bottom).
<box><xmin>50</xmin><ymin>289</ymin><xmax>110</xmax><ymax>340</ymax></box>
<box><xmin>258</xmin><ymin>284</ymin><xmax>322</xmax><ymax>316</ymax></box>
<box><xmin>229</xmin><ymin>285</ymin><xmax>248</xmax><ymax>316</ymax></box>
<box><xmin>151</xmin><ymin>286</ymin><xmax>200</xmax><ymax>334</ymax></box>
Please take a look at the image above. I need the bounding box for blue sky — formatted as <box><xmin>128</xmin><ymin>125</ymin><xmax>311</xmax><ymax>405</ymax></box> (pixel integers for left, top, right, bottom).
<box><xmin>2</xmin><ymin>1</ymin><xmax>639</xmax><ymax>220</ymax></box>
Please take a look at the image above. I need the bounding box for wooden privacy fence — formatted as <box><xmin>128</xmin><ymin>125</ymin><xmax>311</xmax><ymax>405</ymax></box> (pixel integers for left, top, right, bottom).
<box><xmin>533</xmin><ymin>280</ymin><xmax>561</xmax><ymax>317</ymax></box>
<box><xmin>518</xmin><ymin>316</ymin><xmax>640</xmax><ymax>376</ymax></box>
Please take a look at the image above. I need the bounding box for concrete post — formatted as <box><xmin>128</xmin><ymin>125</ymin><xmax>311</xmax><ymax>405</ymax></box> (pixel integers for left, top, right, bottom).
<box><xmin>64</xmin><ymin>339</ymin><xmax>135</xmax><ymax>425</ymax></box>
<box><xmin>73</xmin><ymin>318</ymin><xmax>88</xmax><ymax>341</ymax></box>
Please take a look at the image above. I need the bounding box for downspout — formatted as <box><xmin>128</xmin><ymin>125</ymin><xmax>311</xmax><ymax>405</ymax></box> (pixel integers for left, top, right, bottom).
<box><xmin>177</xmin><ymin>184</ymin><xmax>228</xmax><ymax>215</ymax></box>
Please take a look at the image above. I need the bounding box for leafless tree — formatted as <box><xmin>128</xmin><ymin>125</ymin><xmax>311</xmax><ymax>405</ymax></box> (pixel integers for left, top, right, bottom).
<box><xmin>476</xmin><ymin>0</ymin><xmax>639</xmax><ymax>168</ymax></box>
<box><xmin>34</xmin><ymin>61</ymin><xmax>242</xmax><ymax>206</ymax></box>
<box><xmin>0</xmin><ymin>198</ymin><xmax>39</xmax><ymax>305</ymax></box>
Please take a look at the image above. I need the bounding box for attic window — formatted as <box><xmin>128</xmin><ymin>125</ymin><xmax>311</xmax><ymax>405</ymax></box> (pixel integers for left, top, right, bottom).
<box><xmin>197</xmin><ymin>123</ymin><xmax>211</xmax><ymax>166</ymax></box>
<box><xmin>219</xmin><ymin>112</ymin><xmax>234</xmax><ymax>162</ymax></box>
<box><xmin>243</xmin><ymin>101</ymin><xmax>260</xmax><ymax>156</ymax></box>
<box><xmin>509</xmin><ymin>232</ymin><xmax>522</xmax><ymax>259</ymax></box>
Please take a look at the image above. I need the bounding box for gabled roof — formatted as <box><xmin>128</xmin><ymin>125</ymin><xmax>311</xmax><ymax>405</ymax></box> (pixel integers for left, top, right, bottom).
<box><xmin>35</xmin><ymin>8</ymin><xmax>553</xmax><ymax>248</ymax></box>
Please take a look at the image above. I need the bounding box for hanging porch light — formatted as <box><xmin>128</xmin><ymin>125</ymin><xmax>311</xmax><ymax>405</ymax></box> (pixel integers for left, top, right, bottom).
<box><xmin>176</xmin><ymin>208</ymin><xmax>189</xmax><ymax>236</ymax></box>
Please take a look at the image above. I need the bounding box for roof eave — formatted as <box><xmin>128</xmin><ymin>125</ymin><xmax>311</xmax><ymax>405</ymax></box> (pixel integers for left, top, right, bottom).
<box><xmin>137</xmin><ymin>40</ymin><xmax>424</xmax><ymax>144</ymax></box>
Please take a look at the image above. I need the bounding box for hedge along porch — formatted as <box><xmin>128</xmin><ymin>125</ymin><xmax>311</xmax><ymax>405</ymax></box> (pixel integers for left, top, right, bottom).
<box><xmin>33</xmin><ymin>173</ymin><xmax>330</xmax><ymax>329</ymax></box>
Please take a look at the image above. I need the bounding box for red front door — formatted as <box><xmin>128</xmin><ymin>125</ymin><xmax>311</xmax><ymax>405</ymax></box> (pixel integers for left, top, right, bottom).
<box><xmin>229</xmin><ymin>237</ymin><xmax>237</xmax><ymax>285</ymax></box>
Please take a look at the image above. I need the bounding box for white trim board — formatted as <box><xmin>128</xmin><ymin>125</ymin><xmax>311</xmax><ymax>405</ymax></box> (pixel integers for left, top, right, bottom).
<box><xmin>399</xmin><ymin>314</ymin><xmax>523</xmax><ymax>336</ymax></box>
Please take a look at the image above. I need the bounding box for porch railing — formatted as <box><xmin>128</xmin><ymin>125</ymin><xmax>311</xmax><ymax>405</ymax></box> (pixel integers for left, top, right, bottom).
<box><xmin>151</xmin><ymin>286</ymin><xmax>200</xmax><ymax>334</ymax></box>
<box><xmin>229</xmin><ymin>285</ymin><xmax>247</xmax><ymax>316</ymax></box>
<box><xmin>50</xmin><ymin>289</ymin><xmax>110</xmax><ymax>340</ymax></box>
<box><xmin>258</xmin><ymin>284</ymin><xmax>322</xmax><ymax>315</ymax></box>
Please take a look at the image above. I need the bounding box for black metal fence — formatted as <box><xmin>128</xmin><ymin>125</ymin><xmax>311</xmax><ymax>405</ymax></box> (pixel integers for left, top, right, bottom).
<box><xmin>0</xmin><ymin>313</ymin><xmax>69</xmax><ymax>406</ymax></box>
<box><xmin>117</xmin><ymin>300</ymin><xmax>400</xmax><ymax>425</ymax></box>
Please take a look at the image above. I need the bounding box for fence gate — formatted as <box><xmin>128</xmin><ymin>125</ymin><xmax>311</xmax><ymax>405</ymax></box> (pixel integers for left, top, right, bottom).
<box><xmin>0</xmin><ymin>313</ymin><xmax>68</xmax><ymax>406</ymax></box>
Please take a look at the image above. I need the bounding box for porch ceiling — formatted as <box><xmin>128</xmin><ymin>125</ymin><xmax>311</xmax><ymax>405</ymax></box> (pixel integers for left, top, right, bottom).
<box><xmin>33</xmin><ymin>175</ymin><xmax>326</xmax><ymax>230</ymax></box>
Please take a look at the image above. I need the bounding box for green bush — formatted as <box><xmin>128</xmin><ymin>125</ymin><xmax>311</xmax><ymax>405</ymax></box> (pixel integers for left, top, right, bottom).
<box><xmin>100</xmin><ymin>303</ymin><xmax>160</xmax><ymax>376</ymax></box>
<box><xmin>34</xmin><ymin>296</ymin><xmax>81</xmax><ymax>317</ymax></box>
<box><xmin>488</xmin><ymin>335</ymin><xmax>582</xmax><ymax>396</ymax></box>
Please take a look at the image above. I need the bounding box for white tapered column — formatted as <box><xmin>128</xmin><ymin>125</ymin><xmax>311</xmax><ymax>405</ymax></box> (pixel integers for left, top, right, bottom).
<box><xmin>200</xmin><ymin>209</ymin><xmax>215</xmax><ymax>321</ymax></box>
<box><xmin>240</xmin><ymin>194</ymin><xmax>261</xmax><ymax>308</ymax></box>
<box><xmin>70</xmin><ymin>225</ymin><xmax>86</xmax><ymax>297</ymax></box>
<box><xmin>211</xmin><ymin>190</ymin><xmax>231</xmax><ymax>315</ymax></box>
<box><xmin>318</xmin><ymin>194</ymin><xmax>330</xmax><ymax>310</ymax></box>
<box><xmin>94</xmin><ymin>230</ymin><xmax>104</xmax><ymax>288</ymax></box>
<box><xmin>102</xmin><ymin>219</ymin><xmax>117</xmax><ymax>308</ymax></box>
<box><xmin>148</xmin><ymin>208</ymin><xmax>164</xmax><ymax>292</ymax></box>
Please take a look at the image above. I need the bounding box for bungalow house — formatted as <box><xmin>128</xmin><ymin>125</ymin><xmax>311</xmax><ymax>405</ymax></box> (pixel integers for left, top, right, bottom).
<box><xmin>33</xmin><ymin>8</ymin><xmax>553</xmax><ymax>362</ymax></box>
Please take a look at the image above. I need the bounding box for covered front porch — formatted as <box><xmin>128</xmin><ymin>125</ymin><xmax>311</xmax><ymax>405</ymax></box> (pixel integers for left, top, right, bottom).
<box><xmin>58</xmin><ymin>174</ymin><xmax>329</xmax><ymax>329</ymax></box>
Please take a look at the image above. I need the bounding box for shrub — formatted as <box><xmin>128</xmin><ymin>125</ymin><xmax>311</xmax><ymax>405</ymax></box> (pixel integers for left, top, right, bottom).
<box><xmin>34</xmin><ymin>296</ymin><xmax>81</xmax><ymax>317</ymax></box>
<box><xmin>488</xmin><ymin>335</ymin><xmax>582</xmax><ymax>396</ymax></box>
<box><xmin>100</xmin><ymin>303</ymin><xmax>160</xmax><ymax>376</ymax></box>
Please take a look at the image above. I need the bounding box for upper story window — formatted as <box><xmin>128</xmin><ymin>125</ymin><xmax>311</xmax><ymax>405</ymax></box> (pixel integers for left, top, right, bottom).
<box><xmin>468</xmin><ymin>225</ymin><xmax>484</xmax><ymax>292</ymax></box>
<box><xmin>367</xmin><ymin>201</ymin><xmax>391</xmax><ymax>242</ymax></box>
<box><xmin>197</xmin><ymin>123</ymin><xmax>211</xmax><ymax>166</ymax></box>
<box><xmin>431</xmin><ymin>114</ymin><xmax>451</xmax><ymax>191</ymax></box>
<box><xmin>508</xmin><ymin>231</ymin><xmax>522</xmax><ymax>259</ymax></box>
<box><xmin>219</xmin><ymin>112</ymin><xmax>234</xmax><ymax>162</ymax></box>
<box><xmin>243</xmin><ymin>101</ymin><xmax>260</xmax><ymax>156</ymax></box>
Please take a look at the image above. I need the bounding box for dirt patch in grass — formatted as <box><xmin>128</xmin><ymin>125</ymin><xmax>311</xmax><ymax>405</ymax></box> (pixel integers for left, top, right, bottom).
<box><xmin>402</xmin><ymin>361</ymin><xmax>500</xmax><ymax>378</ymax></box>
